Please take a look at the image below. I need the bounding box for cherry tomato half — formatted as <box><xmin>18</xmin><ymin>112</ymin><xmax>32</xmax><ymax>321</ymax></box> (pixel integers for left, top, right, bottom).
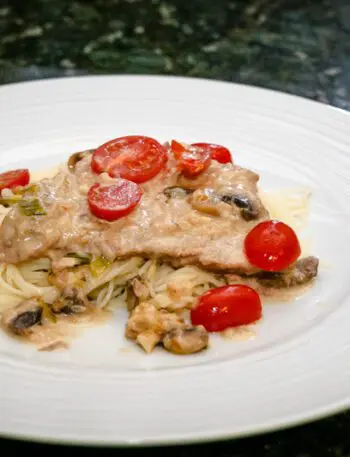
<box><xmin>88</xmin><ymin>180</ymin><xmax>142</xmax><ymax>221</ymax></box>
<box><xmin>191</xmin><ymin>285</ymin><xmax>262</xmax><ymax>332</ymax></box>
<box><xmin>0</xmin><ymin>169</ymin><xmax>30</xmax><ymax>192</ymax></box>
<box><xmin>91</xmin><ymin>135</ymin><xmax>167</xmax><ymax>184</ymax></box>
<box><xmin>244</xmin><ymin>220</ymin><xmax>301</xmax><ymax>272</ymax></box>
<box><xmin>171</xmin><ymin>140</ymin><xmax>211</xmax><ymax>179</ymax></box>
<box><xmin>192</xmin><ymin>143</ymin><xmax>232</xmax><ymax>164</ymax></box>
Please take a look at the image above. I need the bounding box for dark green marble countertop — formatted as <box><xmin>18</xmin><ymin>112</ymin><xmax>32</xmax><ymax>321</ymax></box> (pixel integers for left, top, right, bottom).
<box><xmin>1</xmin><ymin>0</ymin><xmax>350</xmax><ymax>109</ymax></box>
<box><xmin>1</xmin><ymin>0</ymin><xmax>350</xmax><ymax>454</ymax></box>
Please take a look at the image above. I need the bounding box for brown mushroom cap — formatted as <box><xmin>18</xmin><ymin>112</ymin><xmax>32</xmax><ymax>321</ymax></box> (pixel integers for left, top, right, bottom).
<box><xmin>67</xmin><ymin>149</ymin><xmax>94</xmax><ymax>172</ymax></box>
<box><xmin>162</xmin><ymin>325</ymin><xmax>209</xmax><ymax>355</ymax></box>
<box><xmin>2</xmin><ymin>297</ymin><xmax>43</xmax><ymax>336</ymax></box>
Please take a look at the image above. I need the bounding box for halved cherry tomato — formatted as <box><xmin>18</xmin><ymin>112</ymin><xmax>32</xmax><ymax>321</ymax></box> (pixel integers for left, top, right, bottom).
<box><xmin>0</xmin><ymin>169</ymin><xmax>30</xmax><ymax>192</ymax></box>
<box><xmin>244</xmin><ymin>220</ymin><xmax>301</xmax><ymax>272</ymax></box>
<box><xmin>87</xmin><ymin>180</ymin><xmax>142</xmax><ymax>221</ymax></box>
<box><xmin>170</xmin><ymin>139</ymin><xmax>186</xmax><ymax>158</ymax></box>
<box><xmin>91</xmin><ymin>136</ymin><xmax>167</xmax><ymax>184</ymax></box>
<box><xmin>191</xmin><ymin>285</ymin><xmax>262</xmax><ymax>332</ymax></box>
<box><xmin>170</xmin><ymin>140</ymin><xmax>211</xmax><ymax>179</ymax></box>
<box><xmin>192</xmin><ymin>143</ymin><xmax>232</xmax><ymax>164</ymax></box>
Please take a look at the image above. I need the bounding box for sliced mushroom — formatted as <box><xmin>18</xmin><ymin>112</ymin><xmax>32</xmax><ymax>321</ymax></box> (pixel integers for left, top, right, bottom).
<box><xmin>51</xmin><ymin>287</ymin><xmax>89</xmax><ymax>314</ymax></box>
<box><xmin>125</xmin><ymin>302</ymin><xmax>184</xmax><ymax>353</ymax></box>
<box><xmin>189</xmin><ymin>188</ymin><xmax>222</xmax><ymax>216</ymax></box>
<box><xmin>68</xmin><ymin>149</ymin><xmax>94</xmax><ymax>172</ymax></box>
<box><xmin>126</xmin><ymin>278</ymin><xmax>150</xmax><ymax>313</ymax></box>
<box><xmin>126</xmin><ymin>284</ymin><xmax>139</xmax><ymax>313</ymax></box>
<box><xmin>162</xmin><ymin>325</ymin><xmax>209</xmax><ymax>355</ymax></box>
<box><xmin>254</xmin><ymin>256</ymin><xmax>319</xmax><ymax>288</ymax></box>
<box><xmin>2</xmin><ymin>297</ymin><xmax>43</xmax><ymax>336</ymax></box>
<box><xmin>131</xmin><ymin>277</ymin><xmax>149</xmax><ymax>299</ymax></box>
<box><xmin>163</xmin><ymin>186</ymin><xmax>193</xmax><ymax>199</ymax></box>
<box><xmin>219</xmin><ymin>194</ymin><xmax>259</xmax><ymax>221</ymax></box>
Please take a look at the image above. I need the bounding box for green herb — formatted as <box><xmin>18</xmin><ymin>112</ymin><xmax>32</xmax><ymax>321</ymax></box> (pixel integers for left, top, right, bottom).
<box><xmin>14</xmin><ymin>184</ymin><xmax>39</xmax><ymax>196</ymax></box>
<box><xmin>19</xmin><ymin>199</ymin><xmax>46</xmax><ymax>216</ymax></box>
<box><xmin>66</xmin><ymin>252</ymin><xmax>91</xmax><ymax>266</ymax></box>
<box><xmin>90</xmin><ymin>256</ymin><xmax>112</xmax><ymax>277</ymax></box>
<box><xmin>41</xmin><ymin>302</ymin><xmax>56</xmax><ymax>323</ymax></box>
<box><xmin>0</xmin><ymin>195</ymin><xmax>22</xmax><ymax>207</ymax></box>
<box><xmin>87</xmin><ymin>284</ymin><xmax>105</xmax><ymax>300</ymax></box>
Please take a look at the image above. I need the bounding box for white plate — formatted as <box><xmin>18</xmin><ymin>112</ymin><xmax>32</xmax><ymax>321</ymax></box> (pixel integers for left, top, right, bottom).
<box><xmin>0</xmin><ymin>76</ymin><xmax>350</xmax><ymax>446</ymax></box>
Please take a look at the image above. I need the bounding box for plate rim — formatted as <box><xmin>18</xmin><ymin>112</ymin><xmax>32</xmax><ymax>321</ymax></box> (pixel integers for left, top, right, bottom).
<box><xmin>1</xmin><ymin>74</ymin><xmax>350</xmax><ymax>446</ymax></box>
<box><xmin>1</xmin><ymin>73</ymin><xmax>347</xmax><ymax>115</ymax></box>
<box><xmin>1</xmin><ymin>397</ymin><xmax>349</xmax><ymax>447</ymax></box>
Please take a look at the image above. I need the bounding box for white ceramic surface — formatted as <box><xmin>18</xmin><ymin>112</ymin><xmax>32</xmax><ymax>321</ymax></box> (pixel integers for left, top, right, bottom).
<box><xmin>0</xmin><ymin>76</ymin><xmax>349</xmax><ymax>446</ymax></box>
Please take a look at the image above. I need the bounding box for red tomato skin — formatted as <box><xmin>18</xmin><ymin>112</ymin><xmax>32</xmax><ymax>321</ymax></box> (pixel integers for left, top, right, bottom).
<box><xmin>88</xmin><ymin>180</ymin><xmax>142</xmax><ymax>222</ymax></box>
<box><xmin>170</xmin><ymin>140</ymin><xmax>211</xmax><ymax>179</ymax></box>
<box><xmin>91</xmin><ymin>135</ymin><xmax>167</xmax><ymax>184</ymax></box>
<box><xmin>244</xmin><ymin>220</ymin><xmax>301</xmax><ymax>272</ymax></box>
<box><xmin>0</xmin><ymin>169</ymin><xmax>30</xmax><ymax>191</ymax></box>
<box><xmin>170</xmin><ymin>140</ymin><xmax>186</xmax><ymax>158</ymax></box>
<box><xmin>192</xmin><ymin>143</ymin><xmax>232</xmax><ymax>164</ymax></box>
<box><xmin>191</xmin><ymin>285</ymin><xmax>262</xmax><ymax>332</ymax></box>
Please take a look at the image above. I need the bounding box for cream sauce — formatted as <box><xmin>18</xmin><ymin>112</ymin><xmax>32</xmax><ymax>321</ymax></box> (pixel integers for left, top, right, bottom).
<box><xmin>18</xmin><ymin>308</ymin><xmax>110</xmax><ymax>350</ymax></box>
<box><xmin>0</xmin><ymin>152</ymin><xmax>269</xmax><ymax>273</ymax></box>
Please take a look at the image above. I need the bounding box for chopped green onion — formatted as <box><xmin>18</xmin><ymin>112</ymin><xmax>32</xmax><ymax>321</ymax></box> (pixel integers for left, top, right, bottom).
<box><xmin>42</xmin><ymin>302</ymin><xmax>56</xmax><ymax>323</ymax></box>
<box><xmin>90</xmin><ymin>256</ymin><xmax>112</xmax><ymax>277</ymax></box>
<box><xmin>66</xmin><ymin>252</ymin><xmax>91</xmax><ymax>265</ymax></box>
<box><xmin>0</xmin><ymin>195</ymin><xmax>22</xmax><ymax>207</ymax></box>
<box><xmin>14</xmin><ymin>184</ymin><xmax>39</xmax><ymax>196</ymax></box>
<box><xmin>19</xmin><ymin>199</ymin><xmax>46</xmax><ymax>216</ymax></box>
<box><xmin>87</xmin><ymin>284</ymin><xmax>104</xmax><ymax>300</ymax></box>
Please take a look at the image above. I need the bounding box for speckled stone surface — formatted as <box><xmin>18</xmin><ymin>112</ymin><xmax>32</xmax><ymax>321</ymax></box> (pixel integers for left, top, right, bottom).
<box><xmin>1</xmin><ymin>0</ymin><xmax>350</xmax><ymax>454</ymax></box>
<box><xmin>1</xmin><ymin>0</ymin><xmax>350</xmax><ymax>109</ymax></box>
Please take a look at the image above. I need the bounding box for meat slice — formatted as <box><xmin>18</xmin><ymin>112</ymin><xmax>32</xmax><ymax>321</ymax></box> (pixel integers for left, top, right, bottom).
<box><xmin>0</xmin><ymin>152</ymin><xmax>269</xmax><ymax>273</ymax></box>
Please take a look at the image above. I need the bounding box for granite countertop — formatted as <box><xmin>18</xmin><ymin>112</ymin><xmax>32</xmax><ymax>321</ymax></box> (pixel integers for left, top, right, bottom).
<box><xmin>1</xmin><ymin>0</ymin><xmax>350</xmax><ymax>108</ymax></box>
<box><xmin>1</xmin><ymin>0</ymin><xmax>350</xmax><ymax>454</ymax></box>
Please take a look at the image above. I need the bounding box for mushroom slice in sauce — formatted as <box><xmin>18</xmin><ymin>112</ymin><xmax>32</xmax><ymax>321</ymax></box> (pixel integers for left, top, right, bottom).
<box><xmin>126</xmin><ymin>278</ymin><xmax>150</xmax><ymax>313</ymax></box>
<box><xmin>68</xmin><ymin>149</ymin><xmax>94</xmax><ymax>172</ymax></box>
<box><xmin>163</xmin><ymin>186</ymin><xmax>193</xmax><ymax>199</ymax></box>
<box><xmin>2</xmin><ymin>297</ymin><xmax>43</xmax><ymax>336</ymax></box>
<box><xmin>162</xmin><ymin>325</ymin><xmax>209</xmax><ymax>355</ymax></box>
<box><xmin>131</xmin><ymin>277</ymin><xmax>150</xmax><ymax>300</ymax></box>
<box><xmin>219</xmin><ymin>194</ymin><xmax>259</xmax><ymax>221</ymax></box>
<box><xmin>51</xmin><ymin>286</ymin><xmax>89</xmax><ymax>314</ymax></box>
<box><xmin>126</xmin><ymin>284</ymin><xmax>139</xmax><ymax>313</ymax></box>
<box><xmin>254</xmin><ymin>256</ymin><xmax>319</xmax><ymax>288</ymax></box>
<box><xmin>125</xmin><ymin>302</ymin><xmax>184</xmax><ymax>353</ymax></box>
<box><xmin>189</xmin><ymin>188</ymin><xmax>222</xmax><ymax>216</ymax></box>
